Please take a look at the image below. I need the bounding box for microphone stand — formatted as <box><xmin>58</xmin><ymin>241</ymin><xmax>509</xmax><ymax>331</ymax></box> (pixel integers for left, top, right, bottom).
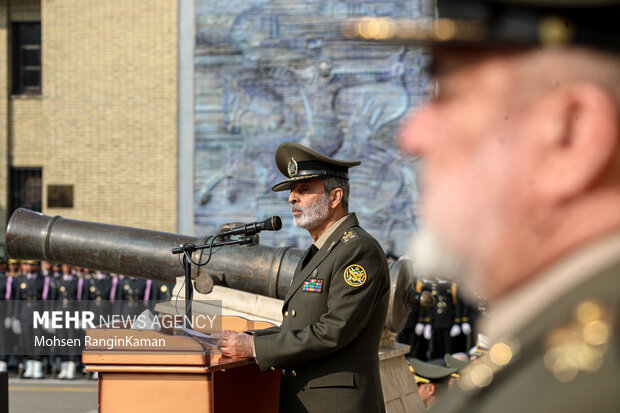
<box><xmin>172</xmin><ymin>236</ymin><xmax>253</xmax><ymax>328</ymax></box>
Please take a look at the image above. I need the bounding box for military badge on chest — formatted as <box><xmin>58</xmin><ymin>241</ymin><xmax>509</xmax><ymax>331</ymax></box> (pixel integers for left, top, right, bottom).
<box><xmin>303</xmin><ymin>269</ymin><xmax>323</xmax><ymax>293</ymax></box>
<box><xmin>303</xmin><ymin>279</ymin><xmax>323</xmax><ymax>293</ymax></box>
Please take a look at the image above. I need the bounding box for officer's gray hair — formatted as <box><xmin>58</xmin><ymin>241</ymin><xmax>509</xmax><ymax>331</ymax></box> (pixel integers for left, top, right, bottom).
<box><xmin>322</xmin><ymin>177</ymin><xmax>349</xmax><ymax>212</ymax></box>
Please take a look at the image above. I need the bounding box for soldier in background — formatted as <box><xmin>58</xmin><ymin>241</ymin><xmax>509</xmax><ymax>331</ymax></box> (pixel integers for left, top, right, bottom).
<box><xmin>84</xmin><ymin>270</ymin><xmax>117</xmax><ymax>380</ymax></box>
<box><xmin>116</xmin><ymin>276</ymin><xmax>148</xmax><ymax>319</ymax></box>
<box><xmin>85</xmin><ymin>270</ymin><xmax>116</xmax><ymax>315</ymax></box>
<box><xmin>399</xmin><ymin>277</ymin><xmax>432</xmax><ymax>359</ymax></box>
<box><xmin>50</xmin><ymin>264</ymin><xmax>85</xmax><ymax>380</ymax></box>
<box><xmin>400</xmin><ymin>277</ymin><xmax>474</xmax><ymax>360</ymax></box>
<box><xmin>51</xmin><ymin>263</ymin><xmax>62</xmax><ymax>278</ymax></box>
<box><xmin>0</xmin><ymin>260</ymin><xmax>10</xmax><ymax>373</ymax></box>
<box><xmin>409</xmin><ymin>358</ymin><xmax>457</xmax><ymax>410</ymax></box>
<box><xmin>6</xmin><ymin>259</ymin><xmax>21</xmax><ymax>278</ymax></box>
<box><xmin>13</xmin><ymin>260</ymin><xmax>49</xmax><ymax>379</ymax></box>
<box><xmin>145</xmin><ymin>280</ymin><xmax>173</xmax><ymax>312</ymax></box>
<box><xmin>4</xmin><ymin>259</ymin><xmax>21</xmax><ymax>371</ymax></box>
<box><xmin>41</xmin><ymin>261</ymin><xmax>52</xmax><ymax>278</ymax></box>
<box><xmin>425</xmin><ymin>278</ymin><xmax>459</xmax><ymax>359</ymax></box>
<box><xmin>41</xmin><ymin>262</ymin><xmax>59</xmax><ymax>378</ymax></box>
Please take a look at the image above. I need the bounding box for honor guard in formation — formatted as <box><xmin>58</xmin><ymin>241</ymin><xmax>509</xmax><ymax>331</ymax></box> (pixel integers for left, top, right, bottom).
<box><xmin>221</xmin><ymin>142</ymin><xmax>390</xmax><ymax>412</ymax></box>
<box><xmin>399</xmin><ymin>277</ymin><xmax>478</xmax><ymax>361</ymax></box>
<box><xmin>0</xmin><ymin>257</ymin><xmax>172</xmax><ymax>379</ymax></box>
<box><xmin>381</xmin><ymin>0</ymin><xmax>620</xmax><ymax>410</ymax></box>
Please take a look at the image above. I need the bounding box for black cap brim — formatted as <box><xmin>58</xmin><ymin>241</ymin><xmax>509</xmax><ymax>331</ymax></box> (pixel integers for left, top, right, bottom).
<box><xmin>341</xmin><ymin>0</ymin><xmax>620</xmax><ymax>52</ymax></box>
<box><xmin>272</xmin><ymin>174</ymin><xmax>323</xmax><ymax>192</ymax></box>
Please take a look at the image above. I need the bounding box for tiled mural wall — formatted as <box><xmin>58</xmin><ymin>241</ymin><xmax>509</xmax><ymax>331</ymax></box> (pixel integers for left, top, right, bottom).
<box><xmin>194</xmin><ymin>0</ymin><xmax>433</xmax><ymax>256</ymax></box>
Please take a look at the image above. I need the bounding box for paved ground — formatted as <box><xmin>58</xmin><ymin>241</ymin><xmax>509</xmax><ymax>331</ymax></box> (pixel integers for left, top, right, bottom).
<box><xmin>9</xmin><ymin>377</ymin><xmax>98</xmax><ymax>413</ymax></box>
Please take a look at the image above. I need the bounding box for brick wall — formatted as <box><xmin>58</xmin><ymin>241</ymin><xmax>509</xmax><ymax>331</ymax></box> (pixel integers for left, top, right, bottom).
<box><xmin>2</xmin><ymin>0</ymin><xmax>178</xmax><ymax>244</ymax></box>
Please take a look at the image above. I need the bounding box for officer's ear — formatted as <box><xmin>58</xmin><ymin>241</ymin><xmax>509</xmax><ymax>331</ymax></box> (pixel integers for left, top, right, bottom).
<box><xmin>527</xmin><ymin>81</ymin><xmax>618</xmax><ymax>204</ymax></box>
<box><xmin>426</xmin><ymin>382</ymin><xmax>437</xmax><ymax>396</ymax></box>
<box><xmin>329</xmin><ymin>187</ymin><xmax>344</xmax><ymax>210</ymax></box>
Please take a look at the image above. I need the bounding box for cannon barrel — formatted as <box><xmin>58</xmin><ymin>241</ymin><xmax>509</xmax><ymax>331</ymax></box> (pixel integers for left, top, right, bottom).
<box><xmin>6</xmin><ymin>208</ymin><xmax>431</xmax><ymax>332</ymax></box>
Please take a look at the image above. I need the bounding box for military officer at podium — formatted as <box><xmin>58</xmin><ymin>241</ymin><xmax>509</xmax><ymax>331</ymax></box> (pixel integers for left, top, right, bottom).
<box><xmin>221</xmin><ymin>142</ymin><xmax>390</xmax><ymax>412</ymax></box>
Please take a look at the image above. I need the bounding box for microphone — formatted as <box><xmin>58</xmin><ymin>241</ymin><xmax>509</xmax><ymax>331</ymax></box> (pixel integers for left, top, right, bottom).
<box><xmin>218</xmin><ymin>216</ymin><xmax>282</xmax><ymax>237</ymax></box>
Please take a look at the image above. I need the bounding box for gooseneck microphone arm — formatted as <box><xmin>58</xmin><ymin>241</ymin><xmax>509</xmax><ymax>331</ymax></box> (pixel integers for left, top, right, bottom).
<box><xmin>171</xmin><ymin>216</ymin><xmax>282</xmax><ymax>327</ymax></box>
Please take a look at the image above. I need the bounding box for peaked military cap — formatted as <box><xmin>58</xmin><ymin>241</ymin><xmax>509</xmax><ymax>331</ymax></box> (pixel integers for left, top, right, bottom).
<box><xmin>409</xmin><ymin>358</ymin><xmax>458</xmax><ymax>384</ymax></box>
<box><xmin>272</xmin><ymin>142</ymin><xmax>361</xmax><ymax>192</ymax></box>
<box><xmin>444</xmin><ymin>353</ymin><xmax>470</xmax><ymax>370</ymax></box>
<box><xmin>342</xmin><ymin>0</ymin><xmax>620</xmax><ymax>52</ymax></box>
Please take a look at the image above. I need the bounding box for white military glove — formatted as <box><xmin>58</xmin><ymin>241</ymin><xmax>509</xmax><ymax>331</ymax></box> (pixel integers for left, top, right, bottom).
<box><xmin>414</xmin><ymin>323</ymin><xmax>425</xmax><ymax>336</ymax></box>
<box><xmin>12</xmin><ymin>318</ymin><xmax>22</xmax><ymax>335</ymax></box>
<box><xmin>4</xmin><ymin>317</ymin><xmax>11</xmax><ymax>330</ymax></box>
<box><xmin>423</xmin><ymin>324</ymin><xmax>432</xmax><ymax>340</ymax></box>
<box><xmin>462</xmin><ymin>322</ymin><xmax>472</xmax><ymax>335</ymax></box>
<box><xmin>450</xmin><ymin>324</ymin><xmax>462</xmax><ymax>337</ymax></box>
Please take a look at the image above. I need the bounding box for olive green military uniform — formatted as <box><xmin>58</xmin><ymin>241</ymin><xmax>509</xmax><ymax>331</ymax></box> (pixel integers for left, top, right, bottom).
<box><xmin>254</xmin><ymin>214</ymin><xmax>390</xmax><ymax>412</ymax></box>
<box><xmin>436</xmin><ymin>232</ymin><xmax>620</xmax><ymax>412</ymax></box>
<box><xmin>253</xmin><ymin>142</ymin><xmax>390</xmax><ymax>412</ymax></box>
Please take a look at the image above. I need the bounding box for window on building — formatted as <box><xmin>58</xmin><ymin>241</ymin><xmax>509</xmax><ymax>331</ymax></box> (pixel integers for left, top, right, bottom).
<box><xmin>11</xmin><ymin>22</ymin><xmax>41</xmax><ymax>95</ymax></box>
<box><xmin>9</xmin><ymin>168</ymin><xmax>42</xmax><ymax>217</ymax></box>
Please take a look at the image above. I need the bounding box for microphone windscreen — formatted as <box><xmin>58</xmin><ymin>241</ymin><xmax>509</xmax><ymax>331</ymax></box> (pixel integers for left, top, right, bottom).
<box><xmin>269</xmin><ymin>216</ymin><xmax>282</xmax><ymax>231</ymax></box>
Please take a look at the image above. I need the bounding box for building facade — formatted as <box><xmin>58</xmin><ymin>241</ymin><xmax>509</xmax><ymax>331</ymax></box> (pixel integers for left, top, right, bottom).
<box><xmin>0</xmin><ymin>0</ymin><xmax>179</xmax><ymax>258</ymax></box>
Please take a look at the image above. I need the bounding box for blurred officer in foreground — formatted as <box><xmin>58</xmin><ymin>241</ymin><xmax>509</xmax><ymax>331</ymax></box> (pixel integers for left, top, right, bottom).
<box><xmin>410</xmin><ymin>358</ymin><xmax>457</xmax><ymax>410</ymax></box>
<box><xmin>348</xmin><ymin>0</ymin><xmax>620</xmax><ymax>411</ymax></box>
<box><xmin>220</xmin><ymin>142</ymin><xmax>390</xmax><ymax>412</ymax></box>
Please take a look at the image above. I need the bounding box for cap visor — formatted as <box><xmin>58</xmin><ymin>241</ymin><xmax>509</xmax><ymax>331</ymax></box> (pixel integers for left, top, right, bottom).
<box><xmin>271</xmin><ymin>174</ymin><xmax>322</xmax><ymax>192</ymax></box>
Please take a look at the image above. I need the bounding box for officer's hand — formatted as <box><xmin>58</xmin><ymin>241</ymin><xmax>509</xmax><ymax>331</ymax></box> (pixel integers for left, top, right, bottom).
<box><xmin>450</xmin><ymin>324</ymin><xmax>461</xmax><ymax>337</ymax></box>
<box><xmin>12</xmin><ymin>318</ymin><xmax>22</xmax><ymax>335</ymax></box>
<box><xmin>4</xmin><ymin>317</ymin><xmax>10</xmax><ymax>330</ymax></box>
<box><xmin>462</xmin><ymin>322</ymin><xmax>472</xmax><ymax>335</ymax></box>
<box><xmin>220</xmin><ymin>330</ymin><xmax>254</xmax><ymax>358</ymax></box>
<box><xmin>414</xmin><ymin>323</ymin><xmax>424</xmax><ymax>336</ymax></box>
<box><xmin>423</xmin><ymin>324</ymin><xmax>432</xmax><ymax>340</ymax></box>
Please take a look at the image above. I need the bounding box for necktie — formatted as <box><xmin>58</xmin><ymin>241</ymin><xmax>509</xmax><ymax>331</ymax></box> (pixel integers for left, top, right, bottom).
<box><xmin>302</xmin><ymin>245</ymin><xmax>319</xmax><ymax>269</ymax></box>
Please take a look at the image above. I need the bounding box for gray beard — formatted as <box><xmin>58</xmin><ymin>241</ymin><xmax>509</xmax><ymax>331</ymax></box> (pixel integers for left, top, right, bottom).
<box><xmin>293</xmin><ymin>193</ymin><xmax>330</xmax><ymax>230</ymax></box>
<box><xmin>409</xmin><ymin>224</ymin><xmax>481</xmax><ymax>302</ymax></box>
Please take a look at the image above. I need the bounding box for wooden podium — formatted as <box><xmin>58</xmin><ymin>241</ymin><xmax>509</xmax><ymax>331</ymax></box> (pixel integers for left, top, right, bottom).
<box><xmin>83</xmin><ymin>316</ymin><xmax>280</xmax><ymax>413</ymax></box>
